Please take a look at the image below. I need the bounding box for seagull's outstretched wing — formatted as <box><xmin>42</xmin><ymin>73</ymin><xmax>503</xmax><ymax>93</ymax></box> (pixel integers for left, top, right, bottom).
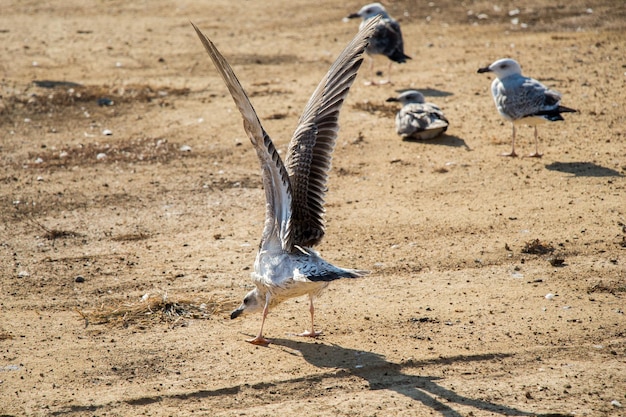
<box><xmin>192</xmin><ymin>22</ymin><xmax>292</xmax><ymax>251</ymax></box>
<box><xmin>285</xmin><ymin>16</ymin><xmax>380</xmax><ymax>248</ymax></box>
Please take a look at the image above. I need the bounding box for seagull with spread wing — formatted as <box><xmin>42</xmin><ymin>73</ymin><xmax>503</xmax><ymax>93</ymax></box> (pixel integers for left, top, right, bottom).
<box><xmin>192</xmin><ymin>18</ymin><xmax>378</xmax><ymax>346</ymax></box>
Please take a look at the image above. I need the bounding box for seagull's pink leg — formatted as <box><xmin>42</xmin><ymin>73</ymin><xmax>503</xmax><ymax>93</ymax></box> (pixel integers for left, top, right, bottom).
<box><xmin>528</xmin><ymin>126</ymin><xmax>543</xmax><ymax>158</ymax></box>
<box><xmin>247</xmin><ymin>293</ymin><xmax>271</xmax><ymax>346</ymax></box>
<box><xmin>298</xmin><ymin>295</ymin><xmax>322</xmax><ymax>338</ymax></box>
<box><xmin>364</xmin><ymin>55</ymin><xmax>377</xmax><ymax>86</ymax></box>
<box><xmin>377</xmin><ymin>60</ymin><xmax>393</xmax><ymax>85</ymax></box>
<box><xmin>501</xmin><ymin>123</ymin><xmax>518</xmax><ymax>157</ymax></box>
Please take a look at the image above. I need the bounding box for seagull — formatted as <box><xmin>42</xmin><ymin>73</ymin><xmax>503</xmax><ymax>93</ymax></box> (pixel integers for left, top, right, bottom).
<box><xmin>386</xmin><ymin>90</ymin><xmax>449</xmax><ymax>140</ymax></box>
<box><xmin>192</xmin><ymin>19</ymin><xmax>378</xmax><ymax>346</ymax></box>
<box><xmin>477</xmin><ymin>58</ymin><xmax>577</xmax><ymax>157</ymax></box>
<box><xmin>347</xmin><ymin>2</ymin><xmax>411</xmax><ymax>85</ymax></box>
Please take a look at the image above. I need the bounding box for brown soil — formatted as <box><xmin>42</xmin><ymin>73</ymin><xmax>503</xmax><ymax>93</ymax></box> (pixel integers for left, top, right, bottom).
<box><xmin>1</xmin><ymin>1</ymin><xmax>625</xmax><ymax>416</ymax></box>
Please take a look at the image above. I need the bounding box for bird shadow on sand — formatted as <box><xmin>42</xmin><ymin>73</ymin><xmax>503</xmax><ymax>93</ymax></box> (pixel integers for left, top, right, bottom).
<box><xmin>545</xmin><ymin>161</ymin><xmax>624</xmax><ymax>177</ymax></box>
<box><xmin>50</xmin><ymin>337</ymin><xmax>568</xmax><ymax>416</ymax></box>
<box><xmin>403</xmin><ymin>134</ymin><xmax>472</xmax><ymax>150</ymax></box>
<box><xmin>271</xmin><ymin>338</ymin><xmax>569</xmax><ymax>417</ymax></box>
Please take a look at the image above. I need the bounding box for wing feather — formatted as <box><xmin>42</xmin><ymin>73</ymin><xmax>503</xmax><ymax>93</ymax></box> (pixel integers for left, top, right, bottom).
<box><xmin>285</xmin><ymin>17</ymin><xmax>380</xmax><ymax>247</ymax></box>
<box><xmin>192</xmin><ymin>23</ymin><xmax>293</xmax><ymax>251</ymax></box>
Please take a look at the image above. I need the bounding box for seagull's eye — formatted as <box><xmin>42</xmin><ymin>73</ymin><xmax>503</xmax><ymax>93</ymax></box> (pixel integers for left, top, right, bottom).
<box><xmin>243</xmin><ymin>296</ymin><xmax>251</xmax><ymax>305</ymax></box>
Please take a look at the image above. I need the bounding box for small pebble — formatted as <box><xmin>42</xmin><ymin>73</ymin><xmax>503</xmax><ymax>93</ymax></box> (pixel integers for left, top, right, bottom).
<box><xmin>179</xmin><ymin>145</ymin><xmax>192</xmax><ymax>152</ymax></box>
<box><xmin>611</xmin><ymin>400</ymin><xmax>622</xmax><ymax>408</ymax></box>
<box><xmin>545</xmin><ymin>293</ymin><xmax>555</xmax><ymax>300</ymax></box>
<box><xmin>75</xmin><ymin>275</ymin><xmax>85</xmax><ymax>283</ymax></box>
<box><xmin>102</xmin><ymin>129</ymin><xmax>113</xmax><ymax>136</ymax></box>
<box><xmin>96</xmin><ymin>153</ymin><xmax>107</xmax><ymax>160</ymax></box>
<box><xmin>17</xmin><ymin>271</ymin><xmax>30</xmax><ymax>278</ymax></box>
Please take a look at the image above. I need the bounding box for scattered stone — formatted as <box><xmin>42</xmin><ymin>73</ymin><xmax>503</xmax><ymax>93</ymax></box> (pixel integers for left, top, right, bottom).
<box><xmin>97</xmin><ymin>97</ymin><xmax>114</xmax><ymax>106</ymax></box>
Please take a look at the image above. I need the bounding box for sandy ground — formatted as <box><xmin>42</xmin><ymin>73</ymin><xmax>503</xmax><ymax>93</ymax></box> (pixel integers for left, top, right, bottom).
<box><xmin>1</xmin><ymin>1</ymin><xmax>625</xmax><ymax>416</ymax></box>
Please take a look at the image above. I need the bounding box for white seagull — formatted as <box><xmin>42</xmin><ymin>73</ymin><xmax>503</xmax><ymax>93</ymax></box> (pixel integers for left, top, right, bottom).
<box><xmin>386</xmin><ymin>90</ymin><xmax>449</xmax><ymax>140</ymax></box>
<box><xmin>478</xmin><ymin>58</ymin><xmax>576</xmax><ymax>157</ymax></box>
<box><xmin>192</xmin><ymin>19</ymin><xmax>378</xmax><ymax>346</ymax></box>
<box><xmin>347</xmin><ymin>3</ymin><xmax>411</xmax><ymax>85</ymax></box>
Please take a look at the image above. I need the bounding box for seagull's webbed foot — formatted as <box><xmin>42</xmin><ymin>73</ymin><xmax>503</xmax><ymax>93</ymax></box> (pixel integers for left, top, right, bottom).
<box><xmin>363</xmin><ymin>79</ymin><xmax>391</xmax><ymax>86</ymax></box>
<box><xmin>500</xmin><ymin>151</ymin><xmax>518</xmax><ymax>157</ymax></box>
<box><xmin>246</xmin><ymin>336</ymin><xmax>271</xmax><ymax>346</ymax></box>
<box><xmin>296</xmin><ymin>330</ymin><xmax>323</xmax><ymax>338</ymax></box>
<box><xmin>528</xmin><ymin>152</ymin><xmax>543</xmax><ymax>158</ymax></box>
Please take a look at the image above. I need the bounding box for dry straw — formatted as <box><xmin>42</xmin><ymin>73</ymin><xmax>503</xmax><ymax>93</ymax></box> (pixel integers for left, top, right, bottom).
<box><xmin>77</xmin><ymin>293</ymin><xmax>238</xmax><ymax>328</ymax></box>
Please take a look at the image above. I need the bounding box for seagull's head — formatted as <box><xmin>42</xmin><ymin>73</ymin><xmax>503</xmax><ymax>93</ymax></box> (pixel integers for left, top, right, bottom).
<box><xmin>386</xmin><ymin>89</ymin><xmax>425</xmax><ymax>105</ymax></box>
<box><xmin>230</xmin><ymin>288</ymin><xmax>265</xmax><ymax>319</ymax></box>
<box><xmin>347</xmin><ymin>3</ymin><xmax>389</xmax><ymax>21</ymax></box>
<box><xmin>477</xmin><ymin>58</ymin><xmax>522</xmax><ymax>79</ymax></box>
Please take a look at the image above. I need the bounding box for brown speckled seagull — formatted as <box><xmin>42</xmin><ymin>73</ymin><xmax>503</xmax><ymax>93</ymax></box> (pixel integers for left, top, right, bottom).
<box><xmin>386</xmin><ymin>90</ymin><xmax>449</xmax><ymax>140</ymax></box>
<box><xmin>347</xmin><ymin>3</ymin><xmax>411</xmax><ymax>85</ymax></box>
<box><xmin>192</xmin><ymin>18</ymin><xmax>378</xmax><ymax>346</ymax></box>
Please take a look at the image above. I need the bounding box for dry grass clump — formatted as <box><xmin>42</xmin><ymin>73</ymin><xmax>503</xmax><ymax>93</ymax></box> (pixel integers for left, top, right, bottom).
<box><xmin>521</xmin><ymin>239</ymin><xmax>555</xmax><ymax>255</ymax></box>
<box><xmin>25</xmin><ymin>137</ymin><xmax>183</xmax><ymax>169</ymax></box>
<box><xmin>587</xmin><ymin>280</ymin><xmax>626</xmax><ymax>295</ymax></box>
<box><xmin>352</xmin><ymin>100</ymin><xmax>397</xmax><ymax>117</ymax></box>
<box><xmin>78</xmin><ymin>293</ymin><xmax>237</xmax><ymax>329</ymax></box>
<box><xmin>13</xmin><ymin>82</ymin><xmax>190</xmax><ymax>112</ymax></box>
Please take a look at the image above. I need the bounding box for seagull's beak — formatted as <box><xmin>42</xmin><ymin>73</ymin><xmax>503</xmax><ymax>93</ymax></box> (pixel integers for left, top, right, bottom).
<box><xmin>230</xmin><ymin>306</ymin><xmax>244</xmax><ymax>319</ymax></box>
<box><xmin>477</xmin><ymin>66</ymin><xmax>492</xmax><ymax>74</ymax></box>
<box><xmin>386</xmin><ymin>97</ymin><xmax>399</xmax><ymax>102</ymax></box>
<box><xmin>346</xmin><ymin>13</ymin><xmax>361</xmax><ymax>19</ymax></box>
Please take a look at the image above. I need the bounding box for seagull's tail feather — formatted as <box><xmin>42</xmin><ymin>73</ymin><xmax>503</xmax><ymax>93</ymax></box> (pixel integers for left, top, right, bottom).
<box><xmin>557</xmin><ymin>105</ymin><xmax>577</xmax><ymax>114</ymax></box>
<box><xmin>389</xmin><ymin>50</ymin><xmax>411</xmax><ymax>63</ymax></box>
<box><xmin>308</xmin><ymin>268</ymin><xmax>369</xmax><ymax>282</ymax></box>
<box><xmin>536</xmin><ymin>105</ymin><xmax>577</xmax><ymax>122</ymax></box>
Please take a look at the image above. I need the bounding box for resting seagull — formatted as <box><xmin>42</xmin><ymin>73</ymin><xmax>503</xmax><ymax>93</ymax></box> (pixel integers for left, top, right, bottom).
<box><xmin>478</xmin><ymin>58</ymin><xmax>576</xmax><ymax>157</ymax></box>
<box><xmin>347</xmin><ymin>3</ymin><xmax>411</xmax><ymax>85</ymax></box>
<box><xmin>386</xmin><ymin>90</ymin><xmax>449</xmax><ymax>140</ymax></box>
<box><xmin>192</xmin><ymin>19</ymin><xmax>377</xmax><ymax>346</ymax></box>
